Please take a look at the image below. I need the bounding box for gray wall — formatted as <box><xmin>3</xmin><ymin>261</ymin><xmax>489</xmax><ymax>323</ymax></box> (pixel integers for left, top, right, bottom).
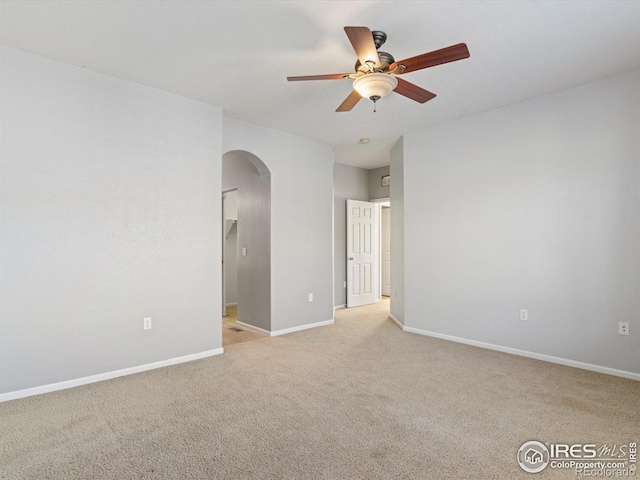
<box><xmin>0</xmin><ymin>45</ymin><xmax>335</xmax><ymax>397</ymax></box>
<box><xmin>0</xmin><ymin>46</ymin><xmax>223</xmax><ymax>394</ymax></box>
<box><xmin>389</xmin><ymin>139</ymin><xmax>405</xmax><ymax>325</ymax></box>
<box><xmin>403</xmin><ymin>69</ymin><xmax>640</xmax><ymax>374</ymax></box>
<box><xmin>368</xmin><ymin>166</ymin><xmax>390</xmax><ymax>200</ymax></box>
<box><xmin>333</xmin><ymin>163</ymin><xmax>370</xmax><ymax>307</ymax></box>
<box><xmin>224</xmin><ymin>228</ymin><xmax>238</xmax><ymax>305</ymax></box>
<box><xmin>222</xmin><ymin>152</ymin><xmax>271</xmax><ymax>331</ymax></box>
<box><xmin>223</xmin><ymin>119</ymin><xmax>334</xmax><ymax>331</ymax></box>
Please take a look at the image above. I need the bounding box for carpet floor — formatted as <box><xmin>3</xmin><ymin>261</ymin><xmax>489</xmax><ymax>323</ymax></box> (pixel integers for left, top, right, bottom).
<box><xmin>1</xmin><ymin>299</ymin><xmax>638</xmax><ymax>479</ymax></box>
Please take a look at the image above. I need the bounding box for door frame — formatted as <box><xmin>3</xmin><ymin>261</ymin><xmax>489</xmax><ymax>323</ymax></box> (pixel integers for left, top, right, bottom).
<box><xmin>370</xmin><ymin>197</ymin><xmax>390</xmax><ymax>301</ymax></box>
<box><xmin>381</xmin><ymin>205</ymin><xmax>391</xmax><ymax>297</ymax></box>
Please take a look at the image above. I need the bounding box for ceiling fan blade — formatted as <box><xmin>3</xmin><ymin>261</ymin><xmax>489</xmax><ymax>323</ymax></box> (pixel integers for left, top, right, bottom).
<box><xmin>391</xmin><ymin>43</ymin><xmax>470</xmax><ymax>74</ymax></box>
<box><xmin>336</xmin><ymin>90</ymin><xmax>362</xmax><ymax>112</ymax></box>
<box><xmin>287</xmin><ymin>73</ymin><xmax>351</xmax><ymax>81</ymax></box>
<box><xmin>344</xmin><ymin>26</ymin><xmax>380</xmax><ymax>69</ymax></box>
<box><xmin>393</xmin><ymin>77</ymin><xmax>436</xmax><ymax>103</ymax></box>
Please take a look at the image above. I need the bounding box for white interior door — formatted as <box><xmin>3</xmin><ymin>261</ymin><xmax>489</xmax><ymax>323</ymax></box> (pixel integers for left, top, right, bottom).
<box><xmin>347</xmin><ymin>199</ymin><xmax>378</xmax><ymax>308</ymax></box>
<box><xmin>381</xmin><ymin>206</ymin><xmax>391</xmax><ymax>296</ymax></box>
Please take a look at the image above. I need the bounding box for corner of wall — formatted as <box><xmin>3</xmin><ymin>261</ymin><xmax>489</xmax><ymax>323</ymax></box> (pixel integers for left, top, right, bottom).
<box><xmin>389</xmin><ymin>137</ymin><xmax>405</xmax><ymax>325</ymax></box>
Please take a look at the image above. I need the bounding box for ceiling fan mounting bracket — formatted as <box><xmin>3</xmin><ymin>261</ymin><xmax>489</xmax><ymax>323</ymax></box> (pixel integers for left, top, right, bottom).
<box><xmin>371</xmin><ymin>31</ymin><xmax>387</xmax><ymax>50</ymax></box>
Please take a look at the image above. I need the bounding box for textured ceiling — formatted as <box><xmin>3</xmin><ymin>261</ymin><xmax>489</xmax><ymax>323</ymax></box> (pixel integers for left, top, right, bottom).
<box><xmin>1</xmin><ymin>1</ymin><xmax>638</xmax><ymax>169</ymax></box>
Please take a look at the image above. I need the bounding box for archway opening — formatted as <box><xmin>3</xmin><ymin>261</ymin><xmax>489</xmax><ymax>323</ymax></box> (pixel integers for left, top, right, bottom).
<box><xmin>221</xmin><ymin>150</ymin><xmax>271</xmax><ymax>347</ymax></box>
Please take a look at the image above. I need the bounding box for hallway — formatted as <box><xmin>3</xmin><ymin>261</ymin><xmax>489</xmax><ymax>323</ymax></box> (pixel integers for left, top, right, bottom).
<box><xmin>222</xmin><ymin>306</ymin><xmax>266</xmax><ymax>348</ymax></box>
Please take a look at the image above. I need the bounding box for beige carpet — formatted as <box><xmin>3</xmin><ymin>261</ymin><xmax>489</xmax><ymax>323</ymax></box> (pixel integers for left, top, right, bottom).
<box><xmin>1</xmin><ymin>299</ymin><xmax>638</xmax><ymax>479</ymax></box>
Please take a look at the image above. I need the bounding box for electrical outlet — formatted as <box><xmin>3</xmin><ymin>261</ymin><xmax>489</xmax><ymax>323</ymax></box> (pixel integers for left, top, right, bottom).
<box><xmin>520</xmin><ymin>309</ymin><xmax>528</xmax><ymax>321</ymax></box>
<box><xmin>308</xmin><ymin>293</ymin><xmax>313</xmax><ymax>302</ymax></box>
<box><xmin>343</xmin><ymin>281</ymin><xmax>347</xmax><ymax>288</ymax></box>
<box><xmin>619</xmin><ymin>322</ymin><xmax>629</xmax><ymax>336</ymax></box>
<box><xmin>144</xmin><ymin>317</ymin><xmax>152</xmax><ymax>330</ymax></box>
<box><xmin>241</xmin><ymin>247</ymin><xmax>247</xmax><ymax>257</ymax></box>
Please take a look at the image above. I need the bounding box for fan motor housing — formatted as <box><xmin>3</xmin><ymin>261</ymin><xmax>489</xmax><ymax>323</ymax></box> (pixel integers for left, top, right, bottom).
<box><xmin>355</xmin><ymin>51</ymin><xmax>395</xmax><ymax>74</ymax></box>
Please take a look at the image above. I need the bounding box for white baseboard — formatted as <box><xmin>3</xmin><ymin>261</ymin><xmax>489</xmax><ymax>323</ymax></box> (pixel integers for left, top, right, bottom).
<box><xmin>403</xmin><ymin>326</ymin><xmax>640</xmax><ymax>382</ymax></box>
<box><xmin>237</xmin><ymin>319</ymin><xmax>335</xmax><ymax>337</ymax></box>
<box><xmin>225</xmin><ymin>302</ymin><xmax>237</xmax><ymax>307</ymax></box>
<box><xmin>334</xmin><ymin>304</ymin><xmax>347</xmax><ymax>311</ymax></box>
<box><xmin>0</xmin><ymin>348</ymin><xmax>224</xmax><ymax>403</ymax></box>
<box><xmin>236</xmin><ymin>321</ymin><xmax>270</xmax><ymax>336</ymax></box>
<box><xmin>389</xmin><ymin>314</ymin><xmax>403</xmax><ymax>330</ymax></box>
<box><xmin>270</xmin><ymin>319</ymin><xmax>334</xmax><ymax>337</ymax></box>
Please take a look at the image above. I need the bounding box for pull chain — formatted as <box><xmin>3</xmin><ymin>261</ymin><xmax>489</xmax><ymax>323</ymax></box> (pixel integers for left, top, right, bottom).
<box><xmin>369</xmin><ymin>95</ymin><xmax>381</xmax><ymax>113</ymax></box>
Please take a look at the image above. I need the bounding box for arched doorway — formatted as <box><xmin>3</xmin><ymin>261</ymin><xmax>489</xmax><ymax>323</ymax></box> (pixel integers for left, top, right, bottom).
<box><xmin>221</xmin><ymin>150</ymin><xmax>271</xmax><ymax>346</ymax></box>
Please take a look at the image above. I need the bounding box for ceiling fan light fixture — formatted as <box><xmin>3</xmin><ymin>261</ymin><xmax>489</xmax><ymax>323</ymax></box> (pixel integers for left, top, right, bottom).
<box><xmin>353</xmin><ymin>73</ymin><xmax>398</xmax><ymax>101</ymax></box>
<box><xmin>287</xmin><ymin>27</ymin><xmax>469</xmax><ymax>112</ymax></box>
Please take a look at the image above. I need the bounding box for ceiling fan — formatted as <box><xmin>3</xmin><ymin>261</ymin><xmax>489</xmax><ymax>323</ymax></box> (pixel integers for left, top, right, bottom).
<box><xmin>287</xmin><ymin>26</ymin><xmax>470</xmax><ymax>112</ymax></box>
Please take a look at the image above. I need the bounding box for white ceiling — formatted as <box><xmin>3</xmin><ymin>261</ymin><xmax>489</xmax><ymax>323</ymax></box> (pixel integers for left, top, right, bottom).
<box><xmin>1</xmin><ymin>1</ymin><xmax>638</xmax><ymax>169</ymax></box>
